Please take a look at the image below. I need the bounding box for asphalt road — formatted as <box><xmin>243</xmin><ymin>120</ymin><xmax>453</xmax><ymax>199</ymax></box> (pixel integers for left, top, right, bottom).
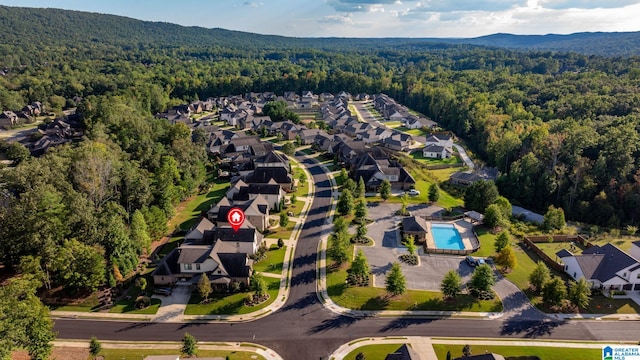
<box><xmin>53</xmin><ymin>155</ymin><xmax>640</xmax><ymax>359</ymax></box>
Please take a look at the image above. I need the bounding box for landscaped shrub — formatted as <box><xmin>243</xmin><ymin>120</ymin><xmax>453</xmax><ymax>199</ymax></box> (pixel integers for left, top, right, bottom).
<box><xmin>277</xmin><ymin>238</ymin><xmax>285</xmax><ymax>248</ymax></box>
<box><xmin>400</xmin><ymin>254</ymin><xmax>418</xmax><ymax>265</ymax></box>
<box><xmin>134</xmin><ymin>295</ymin><xmax>150</xmax><ymax>309</ymax></box>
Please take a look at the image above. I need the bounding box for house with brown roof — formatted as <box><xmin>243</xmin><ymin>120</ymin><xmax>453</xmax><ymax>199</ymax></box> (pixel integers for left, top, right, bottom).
<box><xmin>402</xmin><ymin>216</ymin><xmax>429</xmax><ymax>244</ymax></box>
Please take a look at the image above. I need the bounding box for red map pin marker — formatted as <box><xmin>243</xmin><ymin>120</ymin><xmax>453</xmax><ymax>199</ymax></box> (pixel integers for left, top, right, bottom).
<box><xmin>227</xmin><ymin>207</ymin><xmax>245</xmax><ymax>232</ymax></box>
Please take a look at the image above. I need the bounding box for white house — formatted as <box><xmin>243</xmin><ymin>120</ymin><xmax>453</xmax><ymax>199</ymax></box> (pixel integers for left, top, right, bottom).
<box><xmin>556</xmin><ymin>243</ymin><xmax>640</xmax><ymax>291</ymax></box>
<box><xmin>422</xmin><ymin>144</ymin><xmax>451</xmax><ymax>159</ymax></box>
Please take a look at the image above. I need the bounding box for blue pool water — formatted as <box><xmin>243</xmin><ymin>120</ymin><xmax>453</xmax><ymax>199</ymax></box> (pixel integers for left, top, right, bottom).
<box><xmin>431</xmin><ymin>223</ymin><xmax>465</xmax><ymax>250</ymax></box>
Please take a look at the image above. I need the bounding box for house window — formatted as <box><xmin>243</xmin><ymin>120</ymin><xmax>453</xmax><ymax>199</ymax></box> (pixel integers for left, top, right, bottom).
<box><xmin>623</xmin><ymin>272</ymin><xmax>627</xmax><ymax>278</ymax></box>
<box><xmin>196</xmin><ymin>264</ymin><xmax>201</xmax><ymax>271</ymax></box>
<box><xmin>573</xmin><ymin>272</ymin><xmax>576</xmax><ymax>278</ymax></box>
<box><xmin>217</xmin><ymin>270</ymin><xmax>222</xmax><ymax>274</ymax></box>
<box><xmin>637</xmin><ymin>273</ymin><xmax>640</xmax><ymax>279</ymax></box>
<box><xmin>185</xmin><ymin>264</ymin><xmax>192</xmax><ymax>270</ymax></box>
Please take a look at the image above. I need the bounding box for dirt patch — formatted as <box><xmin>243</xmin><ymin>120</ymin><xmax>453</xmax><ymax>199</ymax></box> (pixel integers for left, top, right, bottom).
<box><xmin>12</xmin><ymin>347</ymin><xmax>89</xmax><ymax>360</ymax></box>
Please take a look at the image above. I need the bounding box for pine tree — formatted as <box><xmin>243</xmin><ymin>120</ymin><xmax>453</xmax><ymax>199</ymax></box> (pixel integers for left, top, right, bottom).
<box><xmin>494</xmin><ymin>230</ymin><xmax>510</xmax><ymax>253</ymax></box>
<box><xmin>428</xmin><ymin>183</ymin><xmax>439</xmax><ymax>203</ymax></box>
<box><xmin>348</xmin><ymin>250</ymin><xmax>370</xmax><ymax>285</ymax></box>
<box><xmin>356</xmin><ymin>176</ymin><xmax>366</xmax><ymax>198</ymax></box>
<box><xmin>470</xmin><ymin>263</ymin><xmax>495</xmax><ymax>292</ymax></box>
<box><xmin>89</xmin><ymin>337</ymin><xmax>102</xmax><ymax>358</ymax></box>
<box><xmin>529</xmin><ymin>261</ymin><xmax>551</xmax><ymax>293</ymax></box>
<box><xmin>542</xmin><ymin>276</ymin><xmax>567</xmax><ymax>307</ymax></box>
<box><xmin>197</xmin><ymin>273</ymin><xmax>211</xmax><ymax>302</ymax></box>
<box><xmin>354</xmin><ymin>197</ymin><xmax>368</xmax><ymax>222</ymax></box>
<box><xmin>385</xmin><ymin>262</ymin><xmax>407</xmax><ymax>296</ymax></box>
<box><xmin>568</xmin><ymin>277</ymin><xmax>591</xmax><ymax>309</ymax></box>
<box><xmin>441</xmin><ymin>270</ymin><xmax>462</xmax><ymax>299</ymax></box>
<box><xmin>380</xmin><ymin>179</ymin><xmax>391</xmax><ymax>200</ymax></box>
<box><xmin>181</xmin><ymin>333</ymin><xmax>198</xmax><ymax>356</ymax></box>
<box><xmin>131</xmin><ymin>209</ymin><xmax>151</xmax><ymax>254</ymax></box>
<box><xmin>337</xmin><ymin>189</ymin><xmax>354</xmax><ymax>216</ymax></box>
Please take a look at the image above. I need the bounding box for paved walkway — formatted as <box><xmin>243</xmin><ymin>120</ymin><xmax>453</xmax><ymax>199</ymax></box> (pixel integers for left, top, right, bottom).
<box><xmin>53</xmin><ymin>340</ymin><xmax>283</xmax><ymax>360</ymax></box>
<box><xmin>453</xmin><ymin>144</ymin><xmax>474</xmax><ymax>170</ymax></box>
<box><xmin>329</xmin><ymin>336</ymin><xmax>438</xmax><ymax>359</ymax></box>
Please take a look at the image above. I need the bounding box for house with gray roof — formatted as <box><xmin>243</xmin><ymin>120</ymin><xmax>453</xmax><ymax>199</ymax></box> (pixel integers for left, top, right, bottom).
<box><xmin>422</xmin><ymin>144</ymin><xmax>452</xmax><ymax>159</ymax></box>
<box><xmin>449</xmin><ymin>167</ymin><xmax>499</xmax><ymax>186</ymax></box>
<box><xmin>556</xmin><ymin>243</ymin><xmax>640</xmax><ymax>291</ymax></box>
<box><xmin>401</xmin><ymin>216</ymin><xmax>429</xmax><ymax>244</ymax></box>
<box><xmin>384</xmin><ymin>344</ymin><xmax>421</xmax><ymax>360</ymax></box>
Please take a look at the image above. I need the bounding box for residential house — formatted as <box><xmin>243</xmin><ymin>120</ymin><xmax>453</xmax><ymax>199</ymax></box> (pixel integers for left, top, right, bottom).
<box><xmin>405</xmin><ymin>115</ymin><xmax>436</xmax><ymax>129</ymax></box>
<box><xmin>207</xmin><ymin>129</ymin><xmax>238</xmax><ymax>155</ymax></box>
<box><xmin>424</xmin><ymin>133</ymin><xmax>453</xmax><ymax>150</ymax></box>
<box><xmin>0</xmin><ymin>111</ymin><xmax>18</xmax><ymax>127</ymax></box>
<box><xmin>556</xmin><ymin>243</ymin><xmax>640</xmax><ymax>291</ymax></box>
<box><xmin>243</xmin><ymin>167</ymin><xmax>293</xmax><ymax>192</ymax></box>
<box><xmin>631</xmin><ymin>241</ymin><xmax>640</xmax><ymax>260</ymax></box>
<box><xmin>357</xmin><ymin>127</ymin><xmax>392</xmax><ymax>144</ymax></box>
<box><xmin>449</xmin><ymin>168</ymin><xmax>499</xmax><ymax>186</ymax></box>
<box><xmin>351</xmin><ymin>150</ymin><xmax>416</xmax><ymax>191</ymax></box>
<box><xmin>253</xmin><ymin>150</ymin><xmax>289</xmax><ymax>169</ymax></box>
<box><xmin>401</xmin><ymin>216</ymin><xmax>429</xmax><ymax>244</ymax></box>
<box><xmin>184</xmin><ymin>217</ymin><xmax>215</xmax><ymax>243</ymax></box>
<box><xmin>319</xmin><ymin>92</ymin><xmax>334</xmax><ymax>102</ymax></box>
<box><xmin>382</xmin><ymin>133</ymin><xmax>412</xmax><ymax>152</ymax></box>
<box><xmin>384</xmin><ymin>344</ymin><xmax>422</xmax><ymax>360</ymax></box>
<box><xmin>202</xmin><ymin>225</ymin><xmax>264</xmax><ymax>256</ymax></box>
<box><xmin>422</xmin><ymin>144</ymin><xmax>451</xmax><ymax>159</ymax></box>
<box><xmin>230</xmin><ymin>135</ymin><xmax>262</xmax><ymax>153</ymax></box>
<box><xmin>211</xmin><ymin>194</ymin><xmax>270</xmax><ymax>231</ymax></box>
<box><xmin>225</xmin><ymin>179</ymin><xmax>285</xmax><ymax>211</ymax></box>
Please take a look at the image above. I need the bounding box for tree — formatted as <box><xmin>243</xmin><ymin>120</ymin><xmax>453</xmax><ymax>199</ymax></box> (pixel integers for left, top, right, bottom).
<box><xmin>344</xmin><ymin>178</ymin><xmax>356</xmax><ymax>193</ymax></box>
<box><xmin>281</xmin><ymin>142</ymin><xmax>296</xmax><ymax>156</ymax></box>
<box><xmin>348</xmin><ymin>250</ymin><xmax>370</xmax><ymax>285</ymax></box>
<box><xmin>354</xmin><ymin>197</ymin><xmax>368</xmax><ymax>222</ymax></box>
<box><xmin>404</xmin><ymin>235</ymin><xmax>417</xmax><ymax>256</ymax></box>
<box><xmin>337</xmin><ymin>188</ymin><xmax>354</xmax><ymax>216</ymax></box>
<box><xmin>89</xmin><ymin>337</ymin><xmax>102</xmax><ymax>358</ymax></box>
<box><xmin>470</xmin><ymin>263</ymin><xmax>495</xmax><ymax>292</ymax></box>
<box><xmin>399</xmin><ymin>193</ymin><xmax>409</xmax><ymax>215</ymax></box>
<box><xmin>5</xmin><ymin>142</ymin><xmax>30</xmax><ymax>164</ymax></box>
<box><xmin>380</xmin><ymin>179</ymin><xmax>391</xmax><ymax>200</ymax></box>
<box><xmin>494</xmin><ymin>246</ymin><xmax>516</xmax><ymax>271</ymax></box>
<box><xmin>135</xmin><ymin>277</ymin><xmax>147</xmax><ymax>294</ymax></box>
<box><xmin>464</xmin><ymin>180</ymin><xmax>499</xmax><ymax>212</ymax></box>
<box><xmin>250</xmin><ymin>272</ymin><xmax>267</xmax><ymax>298</ymax></box>
<box><xmin>542</xmin><ymin>276</ymin><xmax>567</xmax><ymax>307</ymax></box>
<box><xmin>356</xmin><ymin>176</ymin><xmax>366</xmax><ymax>198</ymax></box>
<box><xmin>197</xmin><ymin>273</ymin><xmax>211</xmax><ymax>301</ymax></box>
<box><xmin>291</xmin><ymin>193</ymin><xmax>297</xmax><ymax>204</ymax></box>
<box><xmin>355</xmin><ymin>222</ymin><xmax>368</xmax><ymax>242</ymax></box>
<box><xmin>543</xmin><ymin>205</ymin><xmax>566</xmax><ymax>231</ymax></box>
<box><xmin>131</xmin><ymin>209</ymin><xmax>151</xmax><ymax>254</ymax></box>
<box><xmin>385</xmin><ymin>262</ymin><xmax>407</xmax><ymax>296</ymax></box>
<box><xmin>0</xmin><ymin>276</ymin><xmax>55</xmax><ymax>360</ymax></box>
<box><xmin>568</xmin><ymin>277</ymin><xmax>591</xmax><ymax>309</ymax></box>
<box><xmin>441</xmin><ymin>270</ymin><xmax>462</xmax><ymax>299</ymax></box>
<box><xmin>428</xmin><ymin>183</ymin><xmax>440</xmax><ymax>203</ymax></box>
<box><xmin>356</xmin><ymin>352</ymin><xmax>366</xmax><ymax>360</ymax></box>
<box><xmin>329</xmin><ymin>227</ymin><xmax>349</xmax><ymax>265</ymax></box>
<box><xmin>462</xmin><ymin>345</ymin><xmax>472</xmax><ymax>357</ymax></box>
<box><xmin>279</xmin><ymin>212</ymin><xmax>289</xmax><ymax>227</ymax></box>
<box><xmin>494</xmin><ymin>196</ymin><xmax>512</xmax><ymax>219</ymax></box>
<box><xmin>52</xmin><ymin>239</ymin><xmax>106</xmax><ymax>293</ymax></box>
<box><xmin>483</xmin><ymin>204</ymin><xmax>506</xmax><ymax>229</ymax></box>
<box><xmin>340</xmin><ymin>168</ymin><xmax>348</xmax><ymax>182</ymax></box>
<box><xmin>181</xmin><ymin>332</ymin><xmax>198</xmax><ymax>356</ymax></box>
<box><xmin>529</xmin><ymin>261</ymin><xmax>551</xmax><ymax>293</ymax></box>
<box><xmin>494</xmin><ymin>230</ymin><xmax>510</xmax><ymax>253</ymax></box>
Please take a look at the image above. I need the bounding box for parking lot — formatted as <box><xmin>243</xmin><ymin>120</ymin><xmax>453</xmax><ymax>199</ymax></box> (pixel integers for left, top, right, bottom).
<box><xmin>358</xmin><ymin>202</ymin><xmax>475</xmax><ymax>291</ymax></box>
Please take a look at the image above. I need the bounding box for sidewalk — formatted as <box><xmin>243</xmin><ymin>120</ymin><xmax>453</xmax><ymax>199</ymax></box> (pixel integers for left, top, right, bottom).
<box><xmin>53</xmin><ymin>340</ymin><xmax>283</xmax><ymax>360</ymax></box>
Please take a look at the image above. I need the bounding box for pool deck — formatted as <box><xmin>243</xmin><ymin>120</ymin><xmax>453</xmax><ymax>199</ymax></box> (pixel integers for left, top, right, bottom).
<box><xmin>425</xmin><ymin>219</ymin><xmax>475</xmax><ymax>252</ymax></box>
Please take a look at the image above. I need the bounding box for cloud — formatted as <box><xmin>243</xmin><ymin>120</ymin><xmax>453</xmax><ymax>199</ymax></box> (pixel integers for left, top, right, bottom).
<box><xmin>539</xmin><ymin>0</ymin><xmax>640</xmax><ymax>10</ymax></box>
<box><xmin>243</xmin><ymin>1</ymin><xmax>262</xmax><ymax>7</ymax></box>
<box><xmin>410</xmin><ymin>0</ymin><xmax>526</xmax><ymax>12</ymax></box>
<box><xmin>327</xmin><ymin>0</ymin><xmax>400</xmax><ymax>12</ymax></box>
<box><xmin>318</xmin><ymin>14</ymin><xmax>355</xmax><ymax>24</ymax></box>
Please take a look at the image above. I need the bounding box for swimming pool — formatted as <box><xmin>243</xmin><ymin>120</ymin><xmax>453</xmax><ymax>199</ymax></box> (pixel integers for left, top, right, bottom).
<box><xmin>431</xmin><ymin>223</ymin><xmax>465</xmax><ymax>250</ymax></box>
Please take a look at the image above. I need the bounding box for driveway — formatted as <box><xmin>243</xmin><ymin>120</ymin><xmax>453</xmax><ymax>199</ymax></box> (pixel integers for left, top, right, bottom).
<box><xmin>151</xmin><ymin>284</ymin><xmax>192</xmax><ymax>322</ymax></box>
<box><xmin>359</xmin><ymin>202</ymin><xmax>474</xmax><ymax>291</ymax></box>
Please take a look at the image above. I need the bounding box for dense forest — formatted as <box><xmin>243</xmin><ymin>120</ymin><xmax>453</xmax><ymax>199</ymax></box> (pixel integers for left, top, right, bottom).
<box><xmin>2</xmin><ymin>6</ymin><xmax>640</xmax><ymax>288</ymax></box>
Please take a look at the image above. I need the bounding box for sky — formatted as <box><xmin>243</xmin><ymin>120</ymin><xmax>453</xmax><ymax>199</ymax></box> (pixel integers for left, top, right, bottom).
<box><xmin>1</xmin><ymin>0</ymin><xmax>640</xmax><ymax>38</ymax></box>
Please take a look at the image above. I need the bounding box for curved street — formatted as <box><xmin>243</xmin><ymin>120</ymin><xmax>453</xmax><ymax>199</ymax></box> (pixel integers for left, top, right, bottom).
<box><xmin>53</xmin><ymin>154</ymin><xmax>640</xmax><ymax>359</ymax></box>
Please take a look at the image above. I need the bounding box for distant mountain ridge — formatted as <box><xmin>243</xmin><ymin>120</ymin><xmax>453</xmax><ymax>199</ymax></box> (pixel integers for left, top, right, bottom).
<box><xmin>1</xmin><ymin>5</ymin><xmax>639</xmax><ymax>56</ymax></box>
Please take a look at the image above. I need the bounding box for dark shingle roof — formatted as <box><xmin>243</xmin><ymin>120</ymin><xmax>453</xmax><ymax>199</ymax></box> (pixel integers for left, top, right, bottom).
<box><xmin>218</xmin><ymin>253</ymin><xmax>252</xmax><ymax>278</ymax></box>
<box><xmin>402</xmin><ymin>216</ymin><xmax>428</xmax><ymax>234</ymax></box>
<box><xmin>177</xmin><ymin>246</ymin><xmax>212</xmax><ymax>264</ymax></box>
<box><xmin>577</xmin><ymin>244</ymin><xmax>639</xmax><ymax>282</ymax></box>
<box><xmin>385</xmin><ymin>344</ymin><xmax>422</xmax><ymax>360</ymax></box>
<box><xmin>152</xmin><ymin>248</ymin><xmax>180</xmax><ymax>276</ymax></box>
<box><xmin>556</xmin><ymin>249</ymin><xmax>573</xmax><ymax>258</ymax></box>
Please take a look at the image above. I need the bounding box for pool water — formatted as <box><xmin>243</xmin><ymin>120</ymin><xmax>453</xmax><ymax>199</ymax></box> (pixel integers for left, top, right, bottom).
<box><xmin>431</xmin><ymin>223</ymin><xmax>464</xmax><ymax>250</ymax></box>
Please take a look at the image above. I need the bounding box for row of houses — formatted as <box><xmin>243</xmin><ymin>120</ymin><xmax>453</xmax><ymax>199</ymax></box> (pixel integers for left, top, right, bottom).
<box><xmin>0</xmin><ymin>101</ymin><xmax>45</xmax><ymax>128</ymax></box>
<box><xmin>373</xmin><ymin>94</ymin><xmax>436</xmax><ymax>129</ymax></box>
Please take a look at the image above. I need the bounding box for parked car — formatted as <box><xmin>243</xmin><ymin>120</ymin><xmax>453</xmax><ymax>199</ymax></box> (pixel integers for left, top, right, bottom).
<box><xmin>465</xmin><ymin>256</ymin><xmax>476</xmax><ymax>267</ymax></box>
<box><xmin>476</xmin><ymin>258</ymin><xmax>486</xmax><ymax>266</ymax></box>
<box><xmin>153</xmin><ymin>287</ymin><xmax>172</xmax><ymax>296</ymax></box>
<box><xmin>407</xmin><ymin>189</ymin><xmax>420</xmax><ymax>196</ymax></box>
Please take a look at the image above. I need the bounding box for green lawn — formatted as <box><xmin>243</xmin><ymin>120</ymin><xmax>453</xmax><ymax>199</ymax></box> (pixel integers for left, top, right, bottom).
<box><xmin>167</xmin><ymin>177</ymin><xmax>230</xmax><ymax>231</ymax></box>
<box><xmin>158</xmin><ymin>235</ymin><xmax>183</xmax><ymax>257</ymax></box>
<box><xmin>48</xmin><ymin>293</ymin><xmax>100</xmax><ymax>312</ymax></box>
<box><xmin>410</xmin><ymin>150</ymin><xmax>462</xmax><ymax>166</ymax></box>
<box><xmin>285</xmin><ymin>200</ymin><xmax>306</xmax><ymax>217</ymax></box>
<box><xmin>433</xmin><ymin>344</ymin><xmax>599</xmax><ymax>360</ymax></box>
<box><xmin>252</xmin><ymin>246</ymin><xmax>286</xmax><ymax>274</ymax></box>
<box><xmin>94</xmin><ymin>348</ymin><xmax>264</xmax><ymax>360</ymax></box>
<box><xmin>431</xmin><ymin>167</ymin><xmax>463</xmax><ymax>182</ymax></box>
<box><xmin>184</xmin><ymin>276</ymin><xmax>280</xmax><ymax>315</ymax></box>
<box><xmin>590</xmin><ymin>237</ymin><xmax>638</xmax><ymax>252</ymax></box>
<box><xmin>109</xmin><ymin>279</ymin><xmax>161</xmax><ymax>315</ymax></box>
<box><xmin>385</xmin><ymin>121</ymin><xmax>402</xmax><ymax>128</ymax></box>
<box><xmin>474</xmin><ymin>227</ymin><xmax>497</xmax><ymax>258</ymax></box>
<box><xmin>344</xmin><ymin>344</ymin><xmax>405</xmax><ymax>360</ymax></box>
<box><xmin>327</xmin><ymin>246</ymin><xmax>502</xmax><ymax>312</ymax></box>
<box><xmin>396</xmin><ymin>126</ymin><xmax>428</xmax><ymax>137</ymax></box>
<box><xmin>535</xmin><ymin>241</ymin><xmax>587</xmax><ymax>259</ymax></box>
<box><xmin>264</xmin><ymin>222</ymin><xmax>295</xmax><ymax>240</ymax></box>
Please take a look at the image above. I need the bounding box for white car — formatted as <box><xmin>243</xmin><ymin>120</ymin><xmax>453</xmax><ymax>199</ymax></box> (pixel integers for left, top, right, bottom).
<box><xmin>407</xmin><ymin>189</ymin><xmax>420</xmax><ymax>196</ymax></box>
